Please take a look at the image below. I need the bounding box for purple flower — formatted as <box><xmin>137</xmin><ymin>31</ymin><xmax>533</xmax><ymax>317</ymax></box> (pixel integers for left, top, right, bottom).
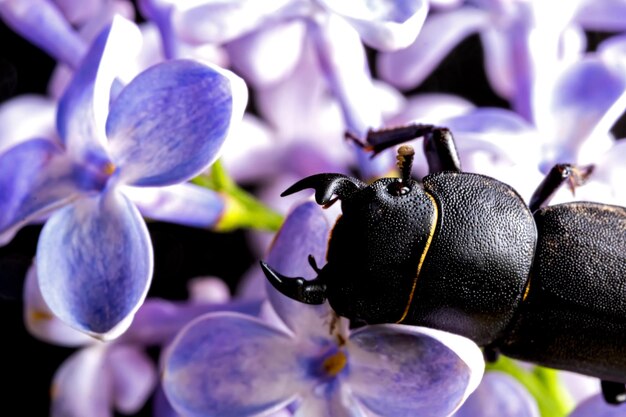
<box><xmin>568</xmin><ymin>394</ymin><xmax>626</xmax><ymax>417</ymax></box>
<box><xmin>143</xmin><ymin>0</ymin><xmax>429</xmax><ymax>180</ymax></box>
<box><xmin>452</xmin><ymin>371</ymin><xmax>540</xmax><ymax>417</ymax></box>
<box><xmin>162</xmin><ymin>202</ymin><xmax>484</xmax><ymax>417</ymax></box>
<box><xmin>0</xmin><ymin>15</ymin><xmax>247</xmax><ymax>338</ymax></box>
<box><xmin>384</xmin><ymin>39</ymin><xmax>626</xmax><ymax>206</ymax></box>
<box><xmin>24</xmin><ymin>259</ymin><xmax>263</xmax><ymax>417</ymax></box>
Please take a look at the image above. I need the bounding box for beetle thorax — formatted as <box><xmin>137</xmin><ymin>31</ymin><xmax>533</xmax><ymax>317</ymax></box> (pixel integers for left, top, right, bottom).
<box><xmin>323</xmin><ymin>178</ymin><xmax>438</xmax><ymax>325</ymax></box>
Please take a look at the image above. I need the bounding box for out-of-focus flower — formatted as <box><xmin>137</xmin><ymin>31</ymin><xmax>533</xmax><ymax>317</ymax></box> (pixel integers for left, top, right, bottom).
<box><xmin>162</xmin><ymin>202</ymin><xmax>485</xmax><ymax>417</ymax></box>
<box><xmin>0</xmin><ymin>15</ymin><xmax>247</xmax><ymax>338</ymax></box>
<box><xmin>141</xmin><ymin>0</ymin><xmax>430</xmax><ymax>180</ymax></box>
<box><xmin>452</xmin><ymin>371</ymin><xmax>540</xmax><ymax>417</ymax></box>
<box><xmin>378</xmin><ymin>0</ymin><xmax>626</xmax><ymax>121</ymax></box>
<box><xmin>383</xmin><ymin>34</ymin><xmax>626</xmax><ymax>206</ymax></box>
<box><xmin>568</xmin><ymin>394</ymin><xmax>626</xmax><ymax>417</ymax></box>
<box><xmin>0</xmin><ymin>0</ymin><xmax>135</xmax><ymax>70</ymax></box>
<box><xmin>24</xmin><ymin>260</ymin><xmax>263</xmax><ymax>417</ymax></box>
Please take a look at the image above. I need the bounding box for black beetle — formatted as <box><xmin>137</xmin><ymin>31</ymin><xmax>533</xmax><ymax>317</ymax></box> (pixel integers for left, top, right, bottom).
<box><xmin>260</xmin><ymin>124</ymin><xmax>626</xmax><ymax>404</ymax></box>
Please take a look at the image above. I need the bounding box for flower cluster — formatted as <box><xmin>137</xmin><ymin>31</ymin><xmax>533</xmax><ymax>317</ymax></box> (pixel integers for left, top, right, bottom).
<box><xmin>0</xmin><ymin>1</ymin><xmax>625</xmax><ymax>417</ymax></box>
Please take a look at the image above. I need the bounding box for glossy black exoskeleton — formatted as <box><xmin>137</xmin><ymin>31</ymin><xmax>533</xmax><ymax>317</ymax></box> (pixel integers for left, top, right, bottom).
<box><xmin>260</xmin><ymin>124</ymin><xmax>626</xmax><ymax>404</ymax></box>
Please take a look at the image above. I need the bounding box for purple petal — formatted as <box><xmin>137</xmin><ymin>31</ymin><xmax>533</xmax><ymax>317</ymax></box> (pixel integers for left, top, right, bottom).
<box><xmin>53</xmin><ymin>0</ymin><xmax>102</xmax><ymax>24</ymax></box>
<box><xmin>106</xmin><ymin>60</ymin><xmax>247</xmax><ymax>186</ymax></box>
<box><xmin>311</xmin><ymin>15</ymin><xmax>394</xmax><ymax>180</ymax></box>
<box><xmin>294</xmin><ymin>384</ymin><xmax>368</xmax><ymax>417</ymax></box>
<box><xmin>162</xmin><ymin>312</ymin><xmax>308</xmax><ymax>417</ymax></box>
<box><xmin>220</xmin><ymin>114</ymin><xmax>281</xmax><ymax>183</ymax></box>
<box><xmin>56</xmin><ymin>15</ymin><xmax>142</xmax><ymax>162</ymax></box>
<box><xmin>559</xmin><ymin>371</ymin><xmax>600</xmax><ymax>406</ymax></box>
<box><xmin>265</xmin><ymin>202</ymin><xmax>333</xmax><ymax>337</ymax></box>
<box><xmin>119</xmin><ymin>298</ymin><xmax>263</xmax><ymax>346</ymax></box>
<box><xmin>347</xmin><ymin>324</ymin><xmax>484</xmax><ymax>417</ymax></box>
<box><xmin>171</xmin><ymin>0</ymin><xmax>294</xmax><ymax>44</ymax></box>
<box><xmin>538</xmin><ymin>57</ymin><xmax>626</xmax><ymax>165</ymax></box>
<box><xmin>377</xmin><ymin>8</ymin><xmax>490</xmax><ymax>89</ymax></box>
<box><xmin>598</xmin><ymin>33</ymin><xmax>626</xmax><ymax>68</ymax></box>
<box><xmin>442</xmin><ymin>108</ymin><xmax>544</xmax><ymax>198</ymax></box>
<box><xmin>0</xmin><ymin>95</ymin><xmax>56</xmax><ymax>153</ymax></box>
<box><xmin>568</xmin><ymin>393</ymin><xmax>626</xmax><ymax>417</ymax></box>
<box><xmin>0</xmin><ymin>138</ymin><xmax>81</xmax><ymax>237</ymax></box>
<box><xmin>154</xmin><ymin>384</ymin><xmax>181</xmax><ymax>417</ymax></box>
<box><xmin>253</xmin><ymin>47</ymin><xmax>347</xmax><ymax>150</ymax></box>
<box><xmin>126</xmin><ymin>183</ymin><xmax>225</xmax><ymax>229</ymax></box>
<box><xmin>23</xmin><ymin>262</ymin><xmax>93</xmax><ymax>346</ymax></box>
<box><xmin>387</xmin><ymin>93</ymin><xmax>474</xmax><ymax>126</ymax></box>
<box><xmin>575</xmin><ymin>0</ymin><xmax>626</xmax><ymax>32</ymax></box>
<box><xmin>187</xmin><ymin>277</ymin><xmax>231</xmax><ymax>303</ymax></box>
<box><xmin>227</xmin><ymin>20</ymin><xmax>306</xmax><ymax>87</ymax></box>
<box><xmin>480</xmin><ymin>27</ymin><xmax>516</xmax><ymax>99</ymax></box>
<box><xmin>37</xmin><ymin>188</ymin><xmax>153</xmax><ymax>339</ymax></box>
<box><xmin>319</xmin><ymin>0</ymin><xmax>429</xmax><ymax>51</ymax></box>
<box><xmin>50</xmin><ymin>346</ymin><xmax>112</xmax><ymax>417</ymax></box>
<box><xmin>430</xmin><ymin>0</ymin><xmax>464</xmax><ymax>10</ymax></box>
<box><xmin>109</xmin><ymin>345</ymin><xmax>158</xmax><ymax>414</ymax></box>
<box><xmin>0</xmin><ymin>0</ymin><xmax>86</xmax><ymax>68</ymax></box>
<box><xmin>452</xmin><ymin>371</ymin><xmax>539</xmax><ymax>417</ymax></box>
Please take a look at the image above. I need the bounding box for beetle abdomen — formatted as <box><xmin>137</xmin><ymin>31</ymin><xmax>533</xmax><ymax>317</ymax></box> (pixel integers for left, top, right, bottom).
<box><xmin>498</xmin><ymin>203</ymin><xmax>626</xmax><ymax>383</ymax></box>
<box><xmin>404</xmin><ymin>172</ymin><xmax>537</xmax><ymax>346</ymax></box>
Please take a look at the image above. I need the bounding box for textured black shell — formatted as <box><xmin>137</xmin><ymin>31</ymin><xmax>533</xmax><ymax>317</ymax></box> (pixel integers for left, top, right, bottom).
<box><xmin>498</xmin><ymin>203</ymin><xmax>626</xmax><ymax>383</ymax></box>
<box><xmin>402</xmin><ymin>172</ymin><xmax>537</xmax><ymax>345</ymax></box>
<box><xmin>323</xmin><ymin>177</ymin><xmax>437</xmax><ymax>323</ymax></box>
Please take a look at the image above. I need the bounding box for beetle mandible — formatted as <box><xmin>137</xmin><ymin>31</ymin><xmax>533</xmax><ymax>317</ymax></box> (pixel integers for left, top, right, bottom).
<box><xmin>260</xmin><ymin>124</ymin><xmax>626</xmax><ymax>404</ymax></box>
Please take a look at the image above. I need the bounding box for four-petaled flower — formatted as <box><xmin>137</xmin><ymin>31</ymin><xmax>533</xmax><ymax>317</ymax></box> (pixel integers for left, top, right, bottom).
<box><xmin>162</xmin><ymin>202</ymin><xmax>484</xmax><ymax>417</ymax></box>
<box><xmin>0</xmin><ymin>15</ymin><xmax>247</xmax><ymax>339</ymax></box>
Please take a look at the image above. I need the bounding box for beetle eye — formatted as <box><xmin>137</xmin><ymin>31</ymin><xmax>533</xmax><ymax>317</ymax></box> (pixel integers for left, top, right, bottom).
<box><xmin>387</xmin><ymin>181</ymin><xmax>411</xmax><ymax>196</ymax></box>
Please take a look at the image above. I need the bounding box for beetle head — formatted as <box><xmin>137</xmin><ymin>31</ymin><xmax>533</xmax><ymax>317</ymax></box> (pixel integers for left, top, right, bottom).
<box><xmin>262</xmin><ymin>173</ymin><xmax>438</xmax><ymax>327</ymax></box>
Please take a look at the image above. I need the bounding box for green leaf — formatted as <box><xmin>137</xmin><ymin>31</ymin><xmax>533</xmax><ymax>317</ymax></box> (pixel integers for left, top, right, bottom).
<box><xmin>191</xmin><ymin>160</ymin><xmax>283</xmax><ymax>232</ymax></box>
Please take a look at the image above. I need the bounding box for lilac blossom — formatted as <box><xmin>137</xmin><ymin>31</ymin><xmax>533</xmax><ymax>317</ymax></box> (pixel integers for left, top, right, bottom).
<box><xmin>452</xmin><ymin>372</ymin><xmax>540</xmax><ymax>417</ymax></box>
<box><xmin>144</xmin><ymin>0</ymin><xmax>430</xmax><ymax>180</ymax></box>
<box><xmin>568</xmin><ymin>394</ymin><xmax>626</xmax><ymax>417</ymax></box>
<box><xmin>382</xmin><ymin>37</ymin><xmax>626</xmax><ymax>206</ymax></box>
<box><xmin>24</xmin><ymin>261</ymin><xmax>263</xmax><ymax>417</ymax></box>
<box><xmin>0</xmin><ymin>0</ymin><xmax>135</xmax><ymax>70</ymax></box>
<box><xmin>162</xmin><ymin>202</ymin><xmax>484</xmax><ymax>417</ymax></box>
<box><xmin>377</xmin><ymin>0</ymin><xmax>626</xmax><ymax>122</ymax></box>
<box><xmin>0</xmin><ymin>15</ymin><xmax>247</xmax><ymax>338</ymax></box>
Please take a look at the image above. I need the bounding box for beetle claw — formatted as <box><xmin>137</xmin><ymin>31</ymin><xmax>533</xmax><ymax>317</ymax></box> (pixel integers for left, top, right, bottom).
<box><xmin>260</xmin><ymin>261</ymin><xmax>327</xmax><ymax>305</ymax></box>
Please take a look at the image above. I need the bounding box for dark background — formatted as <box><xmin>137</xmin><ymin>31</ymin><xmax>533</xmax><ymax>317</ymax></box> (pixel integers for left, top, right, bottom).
<box><xmin>0</xmin><ymin>6</ymin><xmax>622</xmax><ymax>416</ymax></box>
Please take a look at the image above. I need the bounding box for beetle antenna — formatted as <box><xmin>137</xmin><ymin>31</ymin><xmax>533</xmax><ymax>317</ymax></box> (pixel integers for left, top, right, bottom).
<box><xmin>397</xmin><ymin>145</ymin><xmax>415</xmax><ymax>184</ymax></box>
<box><xmin>260</xmin><ymin>261</ymin><xmax>327</xmax><ymax>305</ymax></box>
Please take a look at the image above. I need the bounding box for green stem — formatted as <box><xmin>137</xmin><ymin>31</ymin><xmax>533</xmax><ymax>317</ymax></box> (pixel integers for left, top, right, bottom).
<box><xmin>486</xmin><ymin>356</ymin><xmax>575</xmax><ymax>417</ymax></box>
<box><xmin>192</xmin><ymin>160</ymin><xmax>284</xmax><ymax>232</ymax></box>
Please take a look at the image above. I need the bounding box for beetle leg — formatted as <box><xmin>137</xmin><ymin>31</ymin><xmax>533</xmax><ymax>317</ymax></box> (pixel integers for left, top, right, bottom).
<box><xmin>308</xmin><ymin>254</ymin><xmax>323</xmax><ymax>274</ymax></box>
<box><xmin>482</xmin><ymin>345</ymin><xmax>500</xmax><ymax>363</ymax></box>
<box><xmin>422</xmin><ymin>127</ymin><xmax>462</xmax><ymax>173</ymax></box>
<box><xmin>346</xmin><ymin>124</ymin><xmax>461</xmax><ymax>173</ymax></box>
<box><xmin>528</xmin><ymin>163</ymin><xmax>595</xmax><ymax>212</ymax></box>
<box><xmin>345</xmin><ymin>124</ymin><xmax>435</xmax><ymax>154</ymax></box>
<box><xmin>601</xmin><ymin>380</ymin><xmax>626</xmax><ymax>404</ymax></box>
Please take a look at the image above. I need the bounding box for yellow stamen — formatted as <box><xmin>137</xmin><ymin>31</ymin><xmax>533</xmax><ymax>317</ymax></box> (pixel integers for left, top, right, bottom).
<box><xmin>30</xmin><ymin>309</ymin><xmax>53</xmax><ymax>322</ymax></box>
<box><xmin>322</xmin><ymin>350</ymin><xmax>347</xmax><ymax>377</ymax></box>
<box><xmin>103</xmin><ymin>162</ymin><xmax>116</xmax><ymax>176</ymax></box>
